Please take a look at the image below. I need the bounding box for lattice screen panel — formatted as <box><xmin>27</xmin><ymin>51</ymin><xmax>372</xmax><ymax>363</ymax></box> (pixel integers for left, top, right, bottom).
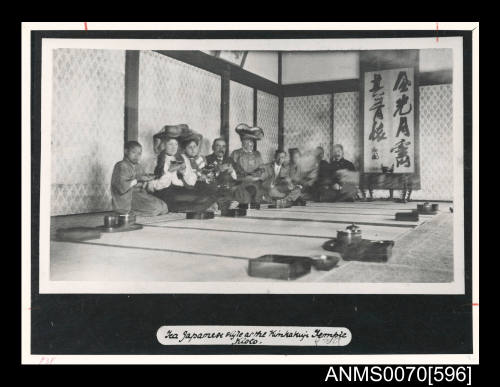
<box><xmin>333</xmin><ymin>92</ymin><xmax>360</xmax><ymax>169</ymax></box>
<box><xmin>283</xmin><ymin>95</ymin><xmax>332</xmax><ymax>161</ymax></box>
<box><xmin>412</xmin><ymin>84</ymin><xmax>453</xmax><ymax>200</ymax></box>
<box><xmin>229</xmin><ymin>81</ymin><xmax>254</xmax><ymax>153</ymax></box>
<box><xmin>256</xmin><ymin>90</ymin><xmax>279</xmax><ymax>163</ymax></box>
<box><xmin>138</xmin><ymin>51</ymin><xmax>221</xmax><ymax>172</ymax></box>
<box><xmin>51</xmin><ymin>49</ymin><xmax>125</xmax><ymax>215</ymax></box>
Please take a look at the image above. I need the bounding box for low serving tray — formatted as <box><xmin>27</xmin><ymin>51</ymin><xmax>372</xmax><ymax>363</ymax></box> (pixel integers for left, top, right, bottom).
<box><xmin>395</xmin><ymin>211</ymin><xmax>419</xmax><ymax>221</ymax></box>
<box><xmin>186</xmin><ymin>211</ymin><xmax>215</xmax><ymax>220</ymax></box>
<box><xmin>220</xmin><ymin>208</ymin><xmax>247</xmax><ymax>217</ymax></box>
<box><xmin>96</xmin><ymin>223</ymin><xmax>143</xmax><ymax>233</ymax></box>
<box><xmin>55</xmin><ymin>227</ymin><xmax>102</xmax><ymax>241</ymax></box>
<box><xmin>248</xmin><ymin>254</ymin><xmax>312</xmax><ymax>280</ymax></box>
<box><xmin>322</xmin><ymin>238</ymin><xmax>394</xmax><ymax>263</ymax></box>
<box><xmin>267</xmin><ymin>204</ymin><xmax>292</xmax><ymax>209</ymax></box>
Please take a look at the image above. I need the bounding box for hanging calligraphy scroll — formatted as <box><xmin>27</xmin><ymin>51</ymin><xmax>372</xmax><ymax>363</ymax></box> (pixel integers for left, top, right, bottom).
<box><xmin>363</xmin><ymin>67</ymin><xmax>415</xmax><ymax>173</ymax></box>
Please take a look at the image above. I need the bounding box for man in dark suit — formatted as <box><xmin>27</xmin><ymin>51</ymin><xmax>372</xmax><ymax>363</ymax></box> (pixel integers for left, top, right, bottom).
<box><xmin>205</xmin><ymin>137</ymin><xmax>244</xmax><ymax>210</ymax></box>
<box><xmin>318</xmin><ymin>144</ymin><xmax>358</xmax><ymax>202</ymax></box>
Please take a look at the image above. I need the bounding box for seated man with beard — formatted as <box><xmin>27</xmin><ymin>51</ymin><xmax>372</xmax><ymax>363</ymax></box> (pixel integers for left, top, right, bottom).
<box><xmin>317</xmin><ymin>144</ymin><xmax>358</xmax><ymax>202</ymax></box>
<box><xmin>204</xmin><ymin>137</ymin><xmax>241</xmax><ymax>210</ymax></box>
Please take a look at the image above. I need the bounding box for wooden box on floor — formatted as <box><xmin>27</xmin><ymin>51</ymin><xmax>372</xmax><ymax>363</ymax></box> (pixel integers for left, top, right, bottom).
<box><xmin>248</xmin><ymin>255</ymin><xmax>312</xmax><ymax>280</ymax></box>
<box><xmin>342</xmin><ymin>240</ymin><xmax>394</xmax><ymax>263</ymax></box>
<box><xmin>395</xmin><ymin>211</ymin><xmax>419</xmax><ymax>221</ymax></box>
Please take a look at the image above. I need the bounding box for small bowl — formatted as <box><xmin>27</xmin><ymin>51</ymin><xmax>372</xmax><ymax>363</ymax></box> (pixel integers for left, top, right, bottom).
<box><xmin>310</xmin><ymin>254</ymin><xmax>341</xmax><ymax>271</ymax></box>
<box><xmin>104</xmin><ymin>214</ymin><xmax>119</xmax><ymax>228</ymax></box>
<box><xmin>118</xmin><ymin>212</ymin><xmax>136</xmax><ymax>226</ymax></box>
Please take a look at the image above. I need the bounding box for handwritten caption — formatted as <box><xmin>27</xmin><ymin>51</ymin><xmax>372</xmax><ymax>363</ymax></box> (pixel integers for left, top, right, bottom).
<box><xmin>157</xmin><ymin>326</ymin><xmax>351</xmax><ymax>346</ymax></box>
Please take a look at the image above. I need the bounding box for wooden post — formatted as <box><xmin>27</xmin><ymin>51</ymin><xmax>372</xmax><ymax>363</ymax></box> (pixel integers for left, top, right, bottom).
<box><xmin>124</xmin><ymin>51</ymin><xmax>140</xmax><ymax>142</ymax></box>
<box><xmin>278</xmin><ymin>51</ymin><xmax>284</xmax><ymax>151</ymax></box>
<box><xmin>253</xmin><ymin>88</ymin><xmax>258</xmax><ymax>126</ymax></box>
<box><xmin>330</xmin><ymin>93</ymin><xmax>335</xmax><ymax>159</ymax></box>
<box><xmin>220</xmin><ymin>65</ymin><xmax>231</xmax><ymax>147</ymax></box>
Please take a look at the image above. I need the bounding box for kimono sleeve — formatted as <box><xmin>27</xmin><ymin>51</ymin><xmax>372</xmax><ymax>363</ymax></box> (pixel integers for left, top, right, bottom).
<box><xmin>111</xmin><ymin>162</ymin><xmax>135</xmax><ymax>195</ymax></box>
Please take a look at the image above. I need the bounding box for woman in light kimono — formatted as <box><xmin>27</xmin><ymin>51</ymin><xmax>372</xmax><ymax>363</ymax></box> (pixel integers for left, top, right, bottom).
<box><xmin>146</xmin><ymin>132</ymin><xmax>217</xmax><ymax>213</ymax></box>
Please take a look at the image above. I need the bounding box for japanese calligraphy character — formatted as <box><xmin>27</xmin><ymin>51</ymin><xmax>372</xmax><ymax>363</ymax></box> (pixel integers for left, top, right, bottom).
<box><xmin>396</xmin><ymin>116</ymin><xmax>410</xmax><ymax>137</ymax></box>
<box><xmin>369</xmin><ymin>73</ymin><xmax>383</xmax><ymax>93</ymax></box>
<box><xmin>393</xmin><ymin>71</ymin><xmax>412</xmax><ymax>92</ymax></box>
<box><xmin>369</xmin><ymin>120</ymin><xmax>387</xmax><ymax>142</ymax></box>
<box><xmin>393</xmin><ymin>94</ymin><xmax>413</xmax><ymax>116</ymax></box>
<box><xmin>391</xmin><ymin>139</ymin><xmax>411</xmax><ymax>167</ymax></box>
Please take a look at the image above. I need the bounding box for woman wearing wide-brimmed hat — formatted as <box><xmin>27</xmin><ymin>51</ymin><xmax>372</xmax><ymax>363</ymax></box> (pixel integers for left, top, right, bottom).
<box><xmin>145</xmin><ymin>124</ymin><xmax>217</xmax><ymax>212</ymax></box>
<box><xmin>178</xmin><ymin>128</ymin><xmax>219</xmax><ymax>209</ymax></box>
<box><xmin>229</xmin><ymin>123</ymin><xmax>266</xmax><ymax>206</ymax></box>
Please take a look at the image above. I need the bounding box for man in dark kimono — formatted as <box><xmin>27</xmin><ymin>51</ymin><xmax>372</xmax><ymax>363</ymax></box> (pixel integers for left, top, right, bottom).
<box><xmin>288</xmin><ymin>148</ymin><xmax>320</xmax><ymax>201</ymax></box>
<box><xmin>262</xmin><ymin>149</ymin><xmax>301</xmax><ymax>203</ymax></box>
<box><xmin>111</xmin><ymin>141</ymin><xmax>169</xmax><ymax>216</ymax></box>
<box><xmin>317</xmin><ymin>144</ymin><xmax>358</xmax><ymax>202</ymax></box>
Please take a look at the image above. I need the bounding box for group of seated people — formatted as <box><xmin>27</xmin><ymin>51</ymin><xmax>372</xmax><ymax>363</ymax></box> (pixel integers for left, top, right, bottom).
<box><xmin>110</xmin><ymin>123</ymin><xmax>360</xmax><ymax>217</ymax></box>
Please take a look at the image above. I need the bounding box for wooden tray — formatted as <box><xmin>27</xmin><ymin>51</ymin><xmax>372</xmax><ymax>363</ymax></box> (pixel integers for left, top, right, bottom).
<box><xmin>186</xmin><ymin>211</ymin><xmax>215</xmax><ymax>220</ymax></box>
<box><xmin>96</xmin><ymin>223</ymin><xmax>143</xmax><ymax>233</ymax></box>
<box><xmin>395</xmin><ymin>211</ymin><xmax>419</xmax><ymax>221</ymax></box>
<box><xmin>220</xmin><ymin>208</ymin><xmax>247</xmax><ymax>217</ymax></box>
<box><xmin>322</xmin><ymin>239</ymin><xmax>394</xmax><ymax>263</ymax></box>
<box><xmin>267</xmin><ymin>204</ymin><xmax>292</xmax><ymax>209</ymax></box>
<box><xmin>55</xmin><ymin>227</ymin><xmax>101</xmax><ymax>241</ymax></box>
<box><xmin>248</xmin><ymin>254</ymin><xmax>311</xmax><ymax>280</ymax></box>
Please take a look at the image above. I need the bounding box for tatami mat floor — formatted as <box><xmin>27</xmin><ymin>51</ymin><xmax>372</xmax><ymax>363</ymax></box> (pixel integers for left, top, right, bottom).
<box><xmin>49</xmin><ymin>200</ymin><xmax>454</xmax><ymax>283</ymax></box>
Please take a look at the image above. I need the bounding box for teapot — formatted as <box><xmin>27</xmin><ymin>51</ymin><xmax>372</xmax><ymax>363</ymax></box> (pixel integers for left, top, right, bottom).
<box><xmin>336</xmin><ymin>223</ymin><xmax>363</xmax><ymax>245</ymax></box>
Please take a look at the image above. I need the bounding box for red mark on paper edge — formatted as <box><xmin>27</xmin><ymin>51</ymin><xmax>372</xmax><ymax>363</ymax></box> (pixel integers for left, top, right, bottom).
<box><xmin>84</xmin><ymin>22</ymin><xmax>88</xmax><ymax>31</ymax></box>
<box><xmin>436</xmin><ymin>22</ymin><xmax>439</xmax><ymax>42</ymax></box>
<box><xmin>472</xmin><ymin>303</ymin><xmax>479</xmax><ymax>306</ymax></box>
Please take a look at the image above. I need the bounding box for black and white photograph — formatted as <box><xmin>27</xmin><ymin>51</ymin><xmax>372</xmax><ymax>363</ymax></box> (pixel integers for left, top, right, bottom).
<box><xmin>21</xmin><ymin>22</ymin><xmax>478</xmax><ymax>364</ymax></box>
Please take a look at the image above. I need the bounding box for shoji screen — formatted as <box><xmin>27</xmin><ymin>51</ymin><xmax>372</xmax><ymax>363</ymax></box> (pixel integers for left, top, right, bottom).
<box><xmin>283</xmin><ymin>94</ymin><xmax>332</xmax><ymax>160</ymax></box>
<box><xmin>333</xmin><ymin>92</ymin><xmax>361</xmax><ymax>169</ymax></box>
<box><xmin>51</xmin><ymin>49</ymin><xmax>125</xmax><ymax>216</ymax></box>
<box><xmin>256</xmin><ymin>90</ymin><xmax>280</xmax><ymax>163</ymax></box>
<box><xmin>138</xmin><ymin>51</ymin><xmax>221</xmax><ymax>172</ymax></box>
<box><xmin>413</xmin><ymin>84</ymin><xmax>453</xmax><ymax>200</ymax></box>
<box><xmin>229</xmin><ymin>81</ymin><xmax>254</xmax><ymax>153</ymax></box>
